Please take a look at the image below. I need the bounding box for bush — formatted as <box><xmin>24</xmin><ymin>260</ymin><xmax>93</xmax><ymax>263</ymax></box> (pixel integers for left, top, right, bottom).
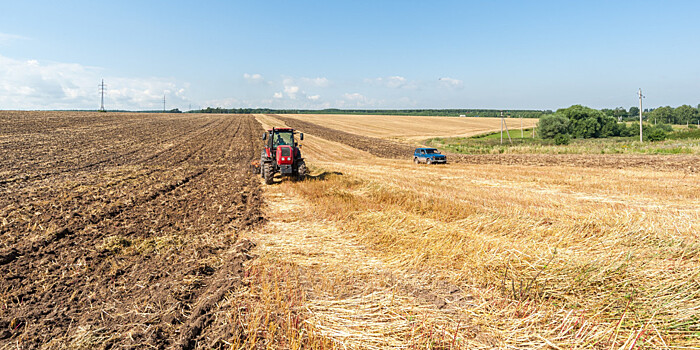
<box><xmin>537</xmin><ymin>114</ymin><xmax>569</xmax><ymax>139</ymax></box>
<box><xmin>656</xmin><ymin>123</ymin><xmax>674</xmax><ymax>132</ymax></box>
<box><xmin>554</xmin><ymin>134</ymin><xmax>570</xmax><ymax>145</ymax></box>
<box><xmin>667</xmin><ymin>128</ymin><xmax>700</xmax><ymax>140</ymax></box>
<box><xmin>618</xmin><ymin>123</ymin><xmax>633</xmax><ymax>137</ymax></box>
<box><xmin>627</xmin><ymin>122</ymin><xmax>654</xmax><ymax>137</ymax></box>
<box><xmin>646</xmin><ymin>128</ymin><xmax>667</xmax><ymax>141</ymax></box>
<box><xmin>689</xmin><ymin>124</ymin><xmax>697</xmax><ymax>129</ymax></box>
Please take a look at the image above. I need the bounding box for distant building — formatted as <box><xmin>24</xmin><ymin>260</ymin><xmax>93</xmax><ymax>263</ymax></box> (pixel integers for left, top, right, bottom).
<box><xmin>459</xmin><ymin>114</ymin><xmax>466</xmax><ymax>117</ymax></box>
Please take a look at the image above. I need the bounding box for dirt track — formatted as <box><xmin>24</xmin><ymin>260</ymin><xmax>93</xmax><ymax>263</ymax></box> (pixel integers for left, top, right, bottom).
<box><xmin>276</xmin><ymin>115</ymin><xmax>699</xmax><ymax>172</ymax></box>
<box><xmin>0</xmin><ymin>112</ymin><xmax>263</xmax><ymax>349</ymax></box>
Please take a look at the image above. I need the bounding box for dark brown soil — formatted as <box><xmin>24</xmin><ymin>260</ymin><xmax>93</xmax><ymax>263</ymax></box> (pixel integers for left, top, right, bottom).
<box><xmin>0</xmin><ymin>112</ymin><xmax>264</xmax><ymax>349</ymax></box>
<box><xmin>276</xmin><ymin>115</ymin><xmax>699</xmax><ymax>172</ymax></box>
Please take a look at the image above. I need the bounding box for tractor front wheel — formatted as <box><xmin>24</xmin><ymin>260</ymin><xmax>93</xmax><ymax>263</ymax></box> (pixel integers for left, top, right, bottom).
<box><xmin>263</xmin><ymin>163</ymin><xmax>274</xmax><ymax>185</ymax></box>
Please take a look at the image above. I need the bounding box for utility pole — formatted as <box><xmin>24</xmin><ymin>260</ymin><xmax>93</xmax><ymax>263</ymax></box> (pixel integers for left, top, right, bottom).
<box><xmin>638</xmin><ymin>88</ymin><xmax>644</xmax><ymax>142</ymax></box>
<box><xmin>500</xmin><ymin>111</ymin><xmax>512</xmax><ymax>145</ymax></box>
<box><xmin>520</xmin><ymin>115</ymin><xmax>523</xmax><ymax>139</ymax></box>
<box><xmin>163</xmin><ymin>94</ymin><xmax>166</xmax><ymax>112</ymax></box>
<box><xmin>500</xmin><ymin>111</ymin><xmax>503</xmax><ymax>144</ymax></box>
<box><xmin>98</xmin><ymin>79</ymin><xmax>106</xmax><ymax>111</ymax></box>
<box><xmin>504</xmin><ymin>114</ymin><xmax>512</xmax><ymax>144</ymax></box>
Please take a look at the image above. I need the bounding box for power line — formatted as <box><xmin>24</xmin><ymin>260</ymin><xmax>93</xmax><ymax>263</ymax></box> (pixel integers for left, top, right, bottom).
<box><xmin>500</xmin><ymin>111</ymin><xmax>512</xmax><ymax>145</ymax></box>
<box><xmin>98</xmin><ymin>79</ymin><xmax>106</xmax><ymax>111</ymax></box>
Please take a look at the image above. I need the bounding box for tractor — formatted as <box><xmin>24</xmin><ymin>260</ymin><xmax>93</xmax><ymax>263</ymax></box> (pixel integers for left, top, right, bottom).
<box><xmin>260</xmin><ymin>127</ymin><xmax>308</xmax><ymax>184</ymax></box>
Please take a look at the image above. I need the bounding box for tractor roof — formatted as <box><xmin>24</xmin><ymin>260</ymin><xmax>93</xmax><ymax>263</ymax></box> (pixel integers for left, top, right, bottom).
<box><xmin>268</xmin><ymin>128</ymin><xmax>294</xmax><ymax>132</ymax></box>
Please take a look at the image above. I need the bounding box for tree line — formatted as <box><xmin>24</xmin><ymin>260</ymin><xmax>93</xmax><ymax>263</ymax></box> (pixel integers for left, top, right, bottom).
<box><xmin>193</xmin><ymin>107</ymin><xmax>552</xmax><ymax>118</ymax></box>
<box><xmin>538</xmin><ymin>105</ymin><xmax>680</xmax><ymax>144</ymax></box>
<box><xmin>602</xmin><ymin>105</ymin><xmax>700</xmax><ymax>125</ymax></box>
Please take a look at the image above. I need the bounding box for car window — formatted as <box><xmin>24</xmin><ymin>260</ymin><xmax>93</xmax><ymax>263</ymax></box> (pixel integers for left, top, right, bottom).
<box><xmin>420</xmin><ymin>150</ymin><xmax>426</xmax><ymax>155</ymax></box>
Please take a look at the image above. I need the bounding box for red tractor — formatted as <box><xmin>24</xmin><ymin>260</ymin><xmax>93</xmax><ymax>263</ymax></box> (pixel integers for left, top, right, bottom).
<box><xmin>260</xmin><ymin>127</ymin><xmax>308</xmax><ymax>184</ymax></box>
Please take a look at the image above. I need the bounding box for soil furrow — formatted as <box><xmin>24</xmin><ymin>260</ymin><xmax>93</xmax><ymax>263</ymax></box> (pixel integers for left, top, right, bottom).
<box><xmin>0</xmin><ymin>112</ymin><xmax>265</xmax><ymax>349</ymax></box>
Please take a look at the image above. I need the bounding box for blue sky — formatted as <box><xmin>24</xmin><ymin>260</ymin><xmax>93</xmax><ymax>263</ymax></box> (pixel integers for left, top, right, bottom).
<box><xmin>1</xmin><ymin>0</ymin><xmax>699</xmax><ymax>111</ymax></box>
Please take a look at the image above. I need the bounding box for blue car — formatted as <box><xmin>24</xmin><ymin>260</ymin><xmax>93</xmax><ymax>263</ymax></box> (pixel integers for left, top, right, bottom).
<box><xmin>414</xmin><ymin>148</ymin><xmax>447</xmax><ymax>164</ymax></box>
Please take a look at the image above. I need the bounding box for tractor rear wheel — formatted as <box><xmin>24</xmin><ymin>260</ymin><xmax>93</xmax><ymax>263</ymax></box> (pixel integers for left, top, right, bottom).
<box><xmin>296</xmin><ymin>161</ymin><xmax>308</xmax><ymax>181</ymax></box>
<box><xmin>263</xmin><ymin>163</ymin><xmax>274</xmax><ymax>185</ymax></box>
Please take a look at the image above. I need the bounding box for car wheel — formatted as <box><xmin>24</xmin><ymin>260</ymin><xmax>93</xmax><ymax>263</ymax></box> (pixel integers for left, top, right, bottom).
<box><xmin>426</xmin><ymin>158</ymin><xmax>432</xmax><ymax>165</ymax></box>
<box><xmin>414</xmin><ymin>157</ymin><xmax>419</xmax><ymax>164</ymax></box>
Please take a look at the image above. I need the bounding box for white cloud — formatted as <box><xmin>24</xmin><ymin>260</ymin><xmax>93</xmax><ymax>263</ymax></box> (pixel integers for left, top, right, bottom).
<box><xmin>343</xmin><ymin>92</ymin><xmax>366</xmax><ymax>101</ymax></box>
<box><xmin>337</xmin><ymin>92</ymin><xmax>385</xmax><ymax>108</ymax></box>
<box><xmin>301</xmin><ymin>77</ymin><xmax>330</xmax><ymax>87</ymax></box>
<box><xmin>0</xmin><ymin>32</ymin><xmax>29</xmax><ymax>45</ymax></box>
<box><xmin>273</xmin><ymin>92</ymin><xmax>283</xmax><ymax>99</ymax></box>
<box><xmin>438</xmin><ymin>77</ymin><xmax>464</xmax><ymax>89</ymax></box>
<box><xmin>365</xmin><ymin>76</ymin><xmax>415</xmax><ymax>89</ymax></box>
<box><xmin>243</xmin><ymin>73</ymin><xmax>267</xmax><ymax>84</ymax></box>
<box><xmin>283</xmin><ymin>85</ymin><xmax>300</xmax><ymax>99</ymax></box>
<box><xmin>204</xmin><ymin>97</ymin><xmax>239</xmax><ymax>108</ymax></box>
<box><xmin>0</xmin><ymin>54</ymin><xmax>190</xmax><ymax>110</ymax></box>
<box><xmin>307</xmin><ymin>94</ymin><xmax>320</xmax><ymax>101</ymax></box>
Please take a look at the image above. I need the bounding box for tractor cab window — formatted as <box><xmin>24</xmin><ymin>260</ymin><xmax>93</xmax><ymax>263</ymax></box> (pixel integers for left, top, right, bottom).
<box><xmin>273</xmin><ymin>131</ymin><xmax>294</xmax><ymax>147</ymax></box>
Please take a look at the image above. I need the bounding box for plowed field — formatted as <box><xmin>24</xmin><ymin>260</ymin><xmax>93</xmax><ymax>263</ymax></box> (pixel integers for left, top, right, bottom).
<box><xmin>3</xmin><ymin>111</ymin><xmax>699</xmax><ymax>349</ymax></box>
<box><xmin>1</xmin><ymin>112</ymin><xmax>263</xmax><ymax>349</ymax></box>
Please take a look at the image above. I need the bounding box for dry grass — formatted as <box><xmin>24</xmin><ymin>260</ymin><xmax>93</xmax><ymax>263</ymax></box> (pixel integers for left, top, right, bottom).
<box><xmin>284</xmin><ymin>114</ymin><xmax>536</xmax><ymax>142</ymax></box>
<box><xmin>285</xmin><ymin>163</ymin><xmax>698</xmax><ymax>348</ymax></box>
<box><xmin>247</xmin><ymin>114</ymin><xmax>699</xmax><ymax>348</ymax></box>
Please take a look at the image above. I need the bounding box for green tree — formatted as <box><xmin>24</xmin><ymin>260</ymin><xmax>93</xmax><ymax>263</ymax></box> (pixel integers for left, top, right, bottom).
<box><xmin>537</xmin><ymin>114</ymin><xmax>569</xmax><ymax>139</ymax></box>
<box><xmin>613</xmin><ymin>107</ymin><xmax>627</xmax><ymax>121</ymax></box>
<box><xmin>674</xmin><ymin>105</ymin><xmax>697</xmax><ymax>125</ymax></box>
<box><xmin>651</xmin><ymin>106</ymin><xmax>674</xmax><ymax>124</ymax></box>
<box><xmin>629</xmin><ymin>106</ymin><xmax>640</xmax><ymax>118</ymax></box>
<box><xmin>558</xmin><ymin>105</ymin><xmax>615</xmax><ymax>138</ymax></box>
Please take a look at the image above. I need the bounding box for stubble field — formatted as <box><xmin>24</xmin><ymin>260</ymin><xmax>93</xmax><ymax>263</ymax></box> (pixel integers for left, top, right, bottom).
<box><xmin>282</xmin><ymin>114</ymin><xmax>537</xmax><ymax>142</ymax></box>
<box><xmin>1</xmin><ymin>111</ymin><xmax>698</xmax><ymax>349</ymax></box>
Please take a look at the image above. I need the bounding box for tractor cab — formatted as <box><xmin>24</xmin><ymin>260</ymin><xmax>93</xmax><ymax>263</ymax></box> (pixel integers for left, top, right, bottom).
<box><xmin>265</xmin><ymin>128</ymin><xmax>300</xmax><ymax>148</ymax></box>
<box><xmin>260</xmin><ymin>128</ymin><xmax>307</xmax><ymax>184</ymax></box>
